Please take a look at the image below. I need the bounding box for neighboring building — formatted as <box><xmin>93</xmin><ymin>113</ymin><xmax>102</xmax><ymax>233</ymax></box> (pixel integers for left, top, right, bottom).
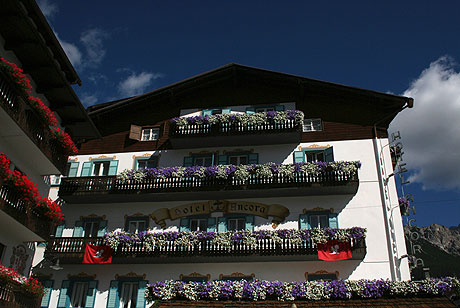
<box><xmin>39</xmin><ymin>63</ymin><xmax>416</xmax><ymax>308</ymax></box>
<box><xmin>0</xmin><ymin>0</ymin><xmax>99</xmax><ymax>306</ymax></box>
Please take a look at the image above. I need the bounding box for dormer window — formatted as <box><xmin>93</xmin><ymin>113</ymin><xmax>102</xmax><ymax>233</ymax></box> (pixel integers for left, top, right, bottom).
<box><xmin>141</xmin><ymin>127</ymin><xmax>160</xmax><ymax>141</ymax></box>
<box><xmin>129</xmin><ymin>124</ymin><xmax>162</xmax><ymax>141</ymax></box>
<box><xmin>303</xmin><ymin>118</ymin><xmax>322</xmax><ymax>132</ymax></box>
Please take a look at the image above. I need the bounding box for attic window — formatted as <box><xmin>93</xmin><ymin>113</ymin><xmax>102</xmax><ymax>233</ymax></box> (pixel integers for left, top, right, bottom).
<box><xmin>129</xmin><ymin>125</ymin><xmax>161</xmax><ymax>141</ymax></box>
<box><xmin>303</xmin><ymin>118</ymin><xmax>322</xmax><ymax>132</ymax></box>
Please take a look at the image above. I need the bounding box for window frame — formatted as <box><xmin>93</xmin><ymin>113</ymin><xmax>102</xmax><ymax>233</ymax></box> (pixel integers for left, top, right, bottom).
<box><xmin>92</xmin><ymin>160</ymin><xmax>111</xmax><ymax>176</ymax></box>
<box><xmin>134</xmin><ymin>157</ymin><xmax>158</xmax><ymax>170</ymax></box>
<box><xmin>305</xmin><ymin>270</ymin><xmax>339</xmax><ymax>281</ymax></box>
<box><xmin>302</xmin><ymin>118</ymin><xmax>322</xmax><ymax>132</ymax></box>
<box><xmin>124</xmin><ymin>216</ymin><xmax>149</xmax><ymax>233</ymax></box>
<box><xmin>141</xmin><ymin>127</ymin><xmax>160</xmax><ymax>141</ymax></box>
<box><xmin>70</xmin><ymin>281</ymin><xmax>89</xmax><ymax>308</ymax></box>
<box><xmin>299</xmin><ymin>211</ymin><xmax>338</xmax><ymax>230</ymax></box>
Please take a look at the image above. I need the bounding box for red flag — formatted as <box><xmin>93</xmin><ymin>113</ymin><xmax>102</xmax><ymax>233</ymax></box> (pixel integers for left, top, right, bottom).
<box><xmin>317</xmin><ymin>240</ymin><xmax>352</xmax><ymax>261</ymax></box>
<box><xmin>83</xmin><ymin>243</ymin><xmax>113</xmax><ymax>264</ymax></box>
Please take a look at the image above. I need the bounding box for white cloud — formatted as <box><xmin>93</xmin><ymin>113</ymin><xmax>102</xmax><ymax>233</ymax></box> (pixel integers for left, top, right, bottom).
<box><xmin>391</xmin><ymin>56</ymin><xmax>460</xmax><ymax>191</ymax></box>
<box><xmin>54</xmin><ymin>32</ymin><xmax>82</xmax><ymax>67</ymax></box>
<box><xmin>37</xmin><ymin>0</ymin><xmax>58</xmax><ymax>18</ymax></box>
<box><xmin>118</xmin><ymin>72</ymin><xmax>163</xmax><ymax>97</ymax></box>
<box><xmin>80</xmin><ymin>29</ymin><xmax>108</xmax><ymax>66</ymax></box>
<box><xmin>80</xmin><ymin>94</ymin><xmax>98</xmax><ymax>107</ymax></box>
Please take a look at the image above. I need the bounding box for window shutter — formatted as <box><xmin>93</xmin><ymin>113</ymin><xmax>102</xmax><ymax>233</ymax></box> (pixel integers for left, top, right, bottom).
<box><xmin>68</xmin><ymin>162</ymin><xmax>79</xmax><ymax>177</ymax></box>
<box><xmin>136</xmin><ymin>280</ymin><xmax>148</xmax><ymax>308</ymax></box>
<box><xmin>245</xmin><ymin>215</ymin><xmax>254</xmax><ymax>231</ymax></box>
<box><xmin>248</xmin><ymin>153</ymin><xmax>259</xmax><ymax>164</ymax></box>
<box><xmin>129</xmin><ymin>125</ymin><xmax>142</xmax><ymax>141</ymax></box>
<box><xmin>299</xmin><ymin>214</ymin><xmax>310</xmax><ymax>229</ymax></box>
<box><xmin>73</xmin><ymin>221</ymin><xmax>83</xmax><ymax>237</ymax></box>
<box><xmin>80</xmin><ymin>162</ymin><xmax>92</xmax><ymax>177</ymax></box>
<box><xmin>275</xmin><ymin>105</ymin><xmax>285</xmax><ymax>111</ymax></box>
<box><xmin>106</xmin><ymin>280</ymin><xmax>119</xmax><ymax>308</ymax></box>
<box><xmin>183</xmin><ymin>157</ymin><xmax>193</xmax><ymax>167</ymax></box>
<box><xmin>57</xmin><ymin>280</ymin><xmax>70</xmax><ymax>308</ymax></box>
<box><xmin>328</xmin><ymin>213</ymin><xmax>338</xmax><ymax>229</ymax></box>
<box><xmin>325</xmin><ymin>147</ymin><xmax>334</xmax><ymax>162</ymax></box>
<box><xmin>108</xmin><ymin>160</ymin><xmax>119</xmax><ymax>176</ymax></box>
<box><xmin>207</xmin><ymin>217</ymin><xmax>217</xmax><ymax>232</ymax></box>
<box><xmin>222</xmin><ymin>108</ymin><xmax>231</xmax><ymax>114</ymax></box>
<box><xmin>217</xmin><ymin>217</ymin><xmax>227</xmax><ymax>232</ymax></box>
<box><xmin>293</xmin><ymin>151</ymin><xmax>305</xmax><ymax>163</ymax></box>
<box><xmin>40</xmin><ymin>280</ymin><xmax>54</xmax><ymax>307</ymax></box>
<box><xmin>218</xmin><ymin>155</ymin><xmax>228</xmax><ymax>165</ymax></box>
<box><xmin>246</xmin><ymin>107</ymin><xmax>255</xmax><ymax>114</ymax></box>
<box><xmin>202</xmin><ymin>109</ymin><xmax>212</xmax><ymax>116</ymax></box>
<box><xmin>97</xmin><ymin>220</ymin><xmax>107</xmax><ymax>237</ymax></box>
<box><xmin>55</xmin><ymin>222</ymin><xmax>65</xmax><ymax>237</ymax></box>
<box><xmin>84</xmin><ymin>280</ymin><xmax>98</xmax><ymax>308</ymax></box>
<box><xmin>179</xmin><ymin>218</ymin><xmax>190</xmax><ymax>232</ymax></box>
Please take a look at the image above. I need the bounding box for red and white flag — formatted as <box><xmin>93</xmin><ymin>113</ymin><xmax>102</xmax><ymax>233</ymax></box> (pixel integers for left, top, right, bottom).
<box><xmin>317</xmin><ymin>240</ymin><xmax>352</xmax><ymax>261</ymax></box>
<box><xmin>83</xmin><ymin>243</ymin><xmax>113</xmax><ymax>264</ymax></box>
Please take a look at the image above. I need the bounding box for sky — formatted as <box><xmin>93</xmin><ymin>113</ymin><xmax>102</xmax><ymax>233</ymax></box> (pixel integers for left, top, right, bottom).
<box><xmin>38</xmin><ymin>0</ymin><xmax>460</xmax><ymax>227</ymax></box>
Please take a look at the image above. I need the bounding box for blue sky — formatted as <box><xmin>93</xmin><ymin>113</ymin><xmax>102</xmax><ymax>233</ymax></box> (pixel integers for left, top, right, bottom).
<box><xmin>38</xmin><ymin>0</ymin><xmax>460</xmax><ymax>227</ymax></box>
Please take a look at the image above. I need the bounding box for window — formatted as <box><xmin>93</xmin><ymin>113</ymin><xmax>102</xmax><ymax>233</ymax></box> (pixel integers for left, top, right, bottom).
<box><xmin>306</xmin><ymin>151</ymin><xmax>325</xmax><ymax>163</ymax></box>
<box><xmin>194</xmin><ymin>156</ymin><xmax>213</xmax><ymax>167</ymax></box>
<box><xmin>189</xmin><ymin>218</ymin><xmax>207</xmax><ymax>231</ymax></box>
<box><xmin>180</xmin><ymin>216</ymin><xmax>209</xmax><ymax>232</ymax></box>
<box><xmin>246</xmin><ymin>105</ymin><xmax>284</xmax><ymax>114</ymax></box>
<box><xmin>125</xmin><ymin>216</ymin><xmax>149</xmax><ymax>233</ymax></box>
<box><xmin>255</xmin><ymin>107</ymin><xmax>275</xmax><ymax>112</ymax></box>
<box><xmin>93</xmin><ymin>161</ymin><xmax>110</xmax><ymax>176</ymax></box>
<box><xmin>141</xmin><ymin>128</ymin><xmax>160</xmax><ymax>141</ymax></box>
<box><xmin>202</xmin><ymin>108</ymin><xmax>231</xmax><ymax>116</ymax></box>
<box><xmin>227</xmin><ymin>218</ymin><xmax>246</xmax><ymax>231</ymax></box>
<box><xmin>119</xmin><ymin>282</ymin><xmax>138</xmax><ymax>308</ymax></box>
<box><xmin>37</xmin><ymin>279</ymin><xmax>53</xmax><ymax>307</ymax></box>
<box><xmin>107</xmin><ymin>280</ymin><xmax>147</xmax><ymax>308</ymax></box>
<box><xmin>217</xmin><ymin>153</ymin><xmax>258</xmax><ymax>165</ymax></box>
<box><xmin>81</xmin><ymin>161</ymin><xmax>118</xmax><ymax>177</ymax></box>
<box><xmin>299</xmin><ymin>212</ymin><xmax>338</xmax><ymax>229</ymax></box>
<box><xmin>135</xmin><ymin>157</ymin><xmax>158</xmax><ymax>170</ymax></box>
<box><xmin>219</xmin><ymin>273</ymin><xmax>255</xmax><ymax>282</ymax></box>
<box><xmin>73</xmin><ymin>219</ymin><xmax>107</xmax><ymax>238</ymax></box>
<box><xmin>302</xmin><ymin>118</ymin><xmax>322</xmax><ymax>132</ymax></box>
<box><xmin>309</xmin><ymin>214</ymin><xmax>328</xmax><ymax>228</ymax></box>
<box><xmin>70</xmin><ymin>281</ymin><xmax>89</xmax><ymax>307</ymax></box>
<box><xmin>84</xmin><ymin>220</ymin><xmax>100</xmax><ymax>238</ymax></box>
<box><xmin>293</xmin><ymin>147</ymin><xmax>333</xmax><ymax>163</ymax></box>
<box><xmin>58</xmin><ymin>280</ymin><xmax>97</xmax><ymax>308</ymax></box>
<box><xmin>179</xmin><ymin>273</ymin><xmax>210</xmax><ymax>283</ymax></box>
<box><xmin>228</xmin><ymin>155</ymin><xmax>248</xmax><ymax>166</ymax></box>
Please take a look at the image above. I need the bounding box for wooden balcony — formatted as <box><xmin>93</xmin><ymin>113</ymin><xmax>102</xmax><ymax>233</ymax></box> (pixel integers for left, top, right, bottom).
<box><xmin>0</xmin><ymin>282</ymin><xmax>41</xmax><ymax>308</ymax></box>
<box><xmin>58</xmin><ymin>171</ymin><xmax>359</xmax><ymax>203</ymax></box>
<box><xmin>0</xmin><ymin>71</ymin><xmax>68</xmax><ymax>174</ymax></box>
<box><xmin>169</xmin><ymin>120</ymin><xmax>302</xmax><ymax>149</ymax></box>
<box><xmin>0</xmin><ymin>181</ymin><xmax>54</xmax><ymax>241</ymax></box>
<box><xmin>47</xmin><ymin>236</ymin><xmax>366</xmax><ymax>264</ymax></box>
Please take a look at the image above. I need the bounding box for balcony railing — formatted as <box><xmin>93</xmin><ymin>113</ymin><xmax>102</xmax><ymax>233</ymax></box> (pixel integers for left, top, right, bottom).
<box><xmin>0</xmin><ymin>281</ymin><xmax>41</xmax><ymax>308</ymax></box>
<box><xmin>0</xmin><ymin>180</ymin><xmax>54</xmax><ymax>240</ymax></box>
<box><xmin>58</xmin><ymin>170</ymin><xmax>359</xmax><ymax>203</ymax></box>
<box><xmin>47</xmin><ymin>236</ymin><xmax>366</xmax><ymax>264</ymax></box>
<box><xmin>0</xmin><ymin>71</ymin><xmax>68</xmax><ymax>173</ymax></box>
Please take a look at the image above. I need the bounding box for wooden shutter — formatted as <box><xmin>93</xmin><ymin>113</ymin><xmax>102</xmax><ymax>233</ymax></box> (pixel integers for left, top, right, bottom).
<box><xmin>40</xmin><ymin>280</ymin><xmax>54</xmax><ymax>307</ymax></box>
<box><xmin>129</xmin><ymin>125</ymin><xmax>142</xmax><ymax>141</ymax></box>
<box><xmin>106</xmin><ymin>280</ymin><xmax>119</xmax><ymax>308</ymax></box>
<box><xmin>57</xmin><ymin>280</ymin><xmax>70</xmax><ymax>308</ymax></box>
<box><xmin>97</xmin><ymin>220</ymin><xmax>107</xmax><ymax>237</ymax></box>
<box><xmin>245</xmin><ymin>216</ymin><xmax>254</xmax><ymax>231</ymax></box>
<box><xmin>299</xmin><ymin>214</ymin><xmax>310</xmax><ymax>229</ymax></box>
<box><xmin>293</xmin><ymin>151</ymin><xmax>305</xmax><ymax>163</ymax></box>
<box><xmin>55</xmin><ymin>222</ymin><xmax>65</xmax><ymax>237</ymax></box>
<box><xmin>217</xmin><ymin>217</ymin><xmax>227</xmax><ymax>232</ymax></box>
<box><xmin>275</xmin><ymin>105</ymin><xmax>285</xmax><ymax>111</ymax></box>
<box><xmin>179</xmin><ymin>218</ymin><xmax>190</xmax><ymax>232</ymax></box>
<box><xmin>136</xmin><ymin>280</ymin><xmax>148</xmax><ymax>308</ymax></box>
<box><xmin>325</xmin><ymin>147</ymin><xmax>334</xmax><ymax>162</ymax></box>
<box><xmin>246</xmin><ymin>107</ymin><xmax>255</xmax><ymax>114</ymax></box>
<box><xmin>218</xmin><ymin>155</ymin><xmax>228</xmax><ymax>165</ymax></box>
<box><xmin>84</xmin><ymin>280</ymin><xmax>98</xmax><ymax>308</ymax></box>
<box><xmin>328</xmin><ymin>213</ymin><xmax>338</xmax><ymax>228</ymax></box>
<box><xmin>73</xmin><ymin>221</ymin><xmax>83</xmax><ymax>237</ymax></box>
<box><xmin>183</xmin><ymin>157</ymin><xmax>194</xmax><ymax>167</ymax></box>
<box><xmin>108</xmin><ymin>160</ymin><xmax>119</xmax><ymax>176</ymax></box>
<box><xmin>248</xmin><ymin>153</ymin><xmax>259</xmax><ymax>164</ymax></box>
<box><xmin>68</xmin><ymin>162</ymin><xmax>79</xmax><ymax>177</ymax></box>
<box><xmin>80</xmin><ymin>162</ymin><xmax>92</xmax><ymax>177</ymax></box>
<box><xmin>207</xmin><ymin>217</ymin><xmax>217</xmax><ymax>232</ymax></box>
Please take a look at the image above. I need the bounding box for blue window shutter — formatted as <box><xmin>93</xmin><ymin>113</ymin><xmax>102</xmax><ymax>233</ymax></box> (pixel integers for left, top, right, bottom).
<box><xmin>275</xmin><ymin>105</ymin><xmax>285</xmax><ymax>111</ymax></box>
<box><xmin>97</xmin><ymin>220</ymin><xmax>107</xmax><ymax>237</ymax></box>
<box><xmin>55</xmin><ymin>222</ymin><xmax>65</xmax><ymax>237</ymax></box>
<box><xmin>57</xmin><ymin>280</ymin><xmax>70</xmax><ymax>308</ymax></box>
<box><xmin>217</xmin><ymin>217</ymin><xmax>227</xmax><ymax>232</ymax></box>
<box><xmin>183</xmin><ymin>157</ymin><xmax>193</xmax><ymax>167</ymax></box>
<box><xmin>81</xmin><ymin>162</ymin><xmax>92</xmax><ymax>177</ymax></box>
<box><xmin>202</xmin><ymin>109</ymin><xmax>212</xmax><ymax>116</ymax></box>
<box><xmin>328</xmin><ymin>213</ymin><xmax>338</xmax><ymax>229</ymax></box>
<box><xmin>179</xmin><ymin>218</ymin><xmax>190</xmax><ymax>232</ymax></box>
<box><xmin>222</xmin><ymin>108</ymin><xmax>231</xmax><ymax>114</ymax></box>
<box><xmin>218</xmin><ymin>155</ymin><xmax>228</xmax><ymax>165</ymax></box>
<box><xmin>106</xmin><ymin>280</ymin><xmax>119</xmax><ymax>308</ymax></box>
<box><xmin>246</xmin><ymin>107</ymin><xmax>255</xmax><ymax>114</ymax></box>
<box><xmin>73</xmin><ymin>221</ymin><xmax>83</xmax><ymax>237</ymax></box>
<box><xmin>68</xmin><ymin>162</ymin><xmax>79</xmax><ymax>177</ymax></box>
<box><xmin>325</xmin><ymin>147</ymin><xmax>334</xmax><ymax>162</ymax></box>
<box><xmin>248</xmin><ymin>153</ymin><xmax>258</xmax><ymax>164</ymax></box>
<box><xmin>293</xmin><ymin>151</ymin><xmax>305</xmax><ymax>163</ymax></box>
<box><xmin>245</xmin><ymin>216</ymin><xmax>254</xmax><ymax>231</ymax></box>
<box><xmin>136</xmin><ymin>280</ymin><xmax>148</xmax><ymax>308</ymax></box>
<box><xmin>108</xmin><ymin>160</ymin><xmax>119</xmax><ymax>176</ymax></box>
<box><xmin>85</xmin><ymin>280</ymin><xmax>98</xmax><ymax>308</ymax></box>
<box><xmin>207</xmin><ymin>217</ymin><xmax>216</xmax><ymax>232</ymax></box>
<box><xmin>40</xmin><ymin>280</ymin><xmax>54</xmax><ymax>307</ymax></box>
<box><xmin>299</xmin><ymin>214</ymin><xmax>310</xmax><ymax>229</ymax></box>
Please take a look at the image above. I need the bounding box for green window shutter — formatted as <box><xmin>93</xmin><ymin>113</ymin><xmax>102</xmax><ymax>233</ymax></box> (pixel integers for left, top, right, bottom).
<box><xmin>246</xmin><ymin>107</ymin><xmax>255</xmax><ymax>114</ymax></box>
<box><xmin>40</xmin><ymin>280</ymin><xmax>54</xmax><ymax>307</ymax></box>
<box><xmin>202</xmin><ymin>109</ymin><xmax>212</xmax><ymax>116</ymax></box>
<box><xmin>183</xmin><ymin>157</ymin><xmax>193</xmax><ymax>167</ymax></box>
<box><xmin>245</xmin><ymin>215</ymin><xmax>255</xmax><ymax>231</ymax></box>
<box><xmin>328</xmin><ymin>213</ymin><xmax>338</xmax><ymax>229</ymax></box>
<box><xmin>136</xmin><ymin>280</ymin><xmax>148</xmax><ymax>308</ymax></box>
<box><xmin>248</xmin><ymin>153</ymin><xmax>259</xmax><ymax>164</ymax></box>
<box><xmin>324</xmin><ymin>147</ymin><xmax>334</xmax><ymax>162</ymax></box>
<box><xmin>222</xmin><ymin>108</ymin><xmax>231</xmax><ymax>114</ymax></box>
<box><xmin>106</xmin><ymin>280</ymin><xmax>119</xmax><ymax>308</ymax></box>
<box><xmin>57</xmin><ymin>280</ymin><xmax>71</xmax><ymax>308</ymax></box>
<box><xmin>85</xmin><ymin>280</ymin><xmax>98</xmax><ymax>308</ymax></box>
<box><xmin>55</xmin><ymin>222</ymin><xmax>65</xmax><ymax>237</ymax></box>
<box><xmin>275</xmin><ymin>105</ymin><xmax>285</xmax><ymax>111</ymax></box>
<box><xmin>207</xmin><ymin>217</ymin><xmax>217</xmax><ymax>232</ymax></box>
<box><xmin>218</xmin><ymin>155</ymin><xmax>228</xmax><ymax>165</ymax></box>
<box><xmin>81</xmin><ymin>162</ymin><xmax>92</xmax><ymax>177</ymax></box>
<box><xmin>97</xmin><ymin>220</ymin><xmax>107</xmax><ymax>237</ymax></box>
<box><xmin>293</xmin><ymin>151</ymin><xmax>305</xmax><ymax>163</ymax></box>
<box><xmin>217</xmin><ymin>217</ymin><xmax>227</xmax><ymax>232</ymax></box>
<box><xmin>108</xmin><ymin>160</ymin><xmax>119</xmax><ymax>176</ymax></box>
<box><xmin>299</xmin><ymin>214</ymin><xmax>310</xmax><ymax>229</ymax></box>
<box><xmin>179</xmin><ymin>218</ymin><xmax>190</xmax><ymax>232</ymax></box>
<box><xmin>73</xmin><ymin>221</ymin><xmax>84</xmax><ymax>237</ymax></box>
<box><xmin>68</xmin><ymin>162</ymin><xmax>79</xmax><ymax>177</ymax></box>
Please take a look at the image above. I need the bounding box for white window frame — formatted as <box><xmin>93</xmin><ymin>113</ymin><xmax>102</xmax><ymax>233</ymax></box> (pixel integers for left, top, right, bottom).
<box><xmin>302</xmin><ymin>118</ymin><xmax>322</xmax><ymax>132</ymax></box>
<box><xmin>306</xmin><ymin>151</ymin><xmax>325</xmax><ymax>163</ymax></box>
<box><xmin>70</xmin><ymin>281</ymin><xmax>88</xmax><ymax>308</ymax></box>
<box><xmin>119</xmin><ymin>281</ymin><xmax>138</xmax><ymax>308</ymax></box>
<box><xmin>127</xmin><ymin>219</ymin><xmax>147</xmax><ymax>233</ymax></box>
<box><xmin>141</xmin><ymin>128</ymin><xmax>160</xmax><ymax>141</ymax></box>
<box><xmin>228</xmin><ymin>155</ymin><xmax>248</xmax><ymax>166</ymax></box>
